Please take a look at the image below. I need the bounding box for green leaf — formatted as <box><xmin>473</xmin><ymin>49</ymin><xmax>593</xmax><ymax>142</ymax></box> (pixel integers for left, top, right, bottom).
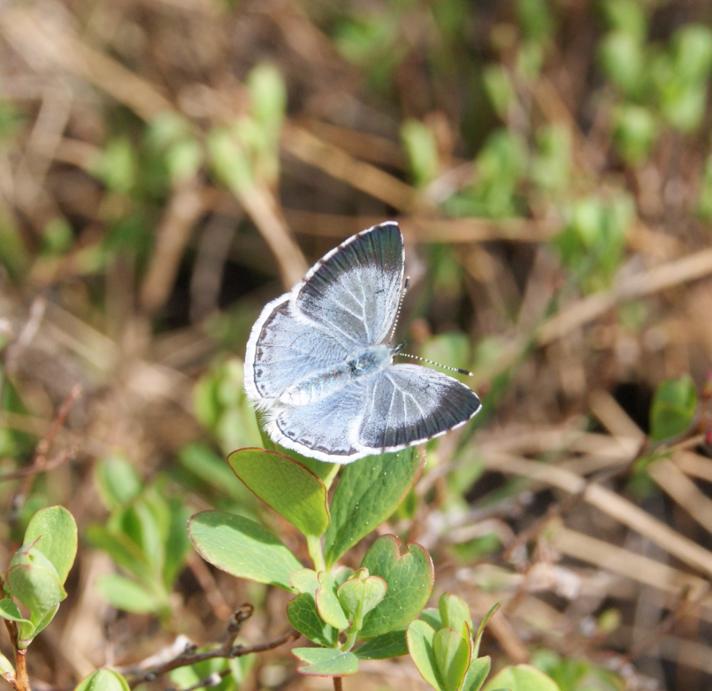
<box><xmin>600</xmin><ymin>0</ymin><xmax>647</xmax><ymax>40</ymax></box>
<box><xmin>98</xmin><ymin>574</ymin><xmax>164</xmax><ymax>614</ymax></box>
<box><xmin>439</xmin><ymin>593</ymin><xmax>472</xmax><ymax>634</ymax></box>
<box><xmin>554</xmin><ymin>194</ymin><xmax>633</xmax><ymax>291</ymax></box>
<box><xmin>208</xmin><ymin>126</ymin><xmax>253</xmax><ymax>195</ymax></box>
<box><xmin>84</xmin><ymin>524</ymin><xmax>153</xmax><ymax>584</ymax></box>
<box><xmin>6</xmin><ymin>547</ymin><xmax>65</xmax><ymax>646</ymax></box>
<box><xmin>287</xmin><ymin>593</ymin><xmax>337</xmax><ymax>646</ymax></box>
<box><xmin>188</xmin><ymin>511</ymin><xmax>302</xmax><ymax>590</ymax></box>
<box><xmin>248</xmin><ymin>64</ymin><xmax>286</xmax><ymax>138</ymax></box>
<box><xmin>473</xmin><ymin>603</ymin><xmax>500</xmax><ymax>657</ymax></box>
<box><xmin>324</xmin><ymin>449</ymin><xmax>419</xmax><ymax>566</ymax></box>
<box><xmin>178</xmin><ymin>443</ymin><xmax>245</xmax><ymax>501</ymax></box>
<box><xmin>671</xmin><ymin>25</ymin><xmax>712</xmax><ymax>83</ymax></box>
<box><xmin>0</xmin><ymin>597</ymin><xmax>30</xmax><ymax>625</ymax></box>
<box><xmin>161</xmin><ymin>496</ymin><xmax>191</xmax><ymax>588</ymax></box>
<box><xmin>613</xmin><ymin>105</ymin><xmax>657</xmax><ymax>165</ymax></box>
<box><xmin>434</xmin><ymin>627</ymin><xmax>471</xmax><ymax>691</ymax></box>
<box><xmin>228</xmin><ymin>448</ymin><xmax>329</xmax><ymax>537</ymax></box>
<box><xmin>483</xmin><ymin>65</ymin><xmax>515</xmax><ymax>118</ymax></box>
<box><xmin>484</xmin><ymin>664</ymin><xmax>560</xmax><ymax>691</ymax></box>
<box><xmin>75</xmin><ymin>669</ymin><xmax>131</xmax><ymax>691</ymax></box>
<box><xmin>23</xmin><ymin>505</ymin><xmax>77</xmax><ymax>584</ymax></box>
<box><xmin>359</xmin><ymin>535</ymin><xmax>434</xmax><ymax>638</ymax></box>
<box><xmin>517</xmin><ymin>0</ymin><xmax>554</xmax><ymax>42</ymax></box>
<box><xmin>355</xmin><ymin>630</ymin><xmax>408</xmax><ymax>659</ymax></box>
<box><xmin>401</xmin><ymin>119</ymin><xmax>439</xmax><ymax>187</ymax></box>
<box><xmin>168</xmin><ymin>654</ymin><xmax>252</xmax><ymax>691</ymax></box>
<box><xmin>315</xmin><ymin>572</ymin><xmax>349</xmax><ymax>631</ymax></box>
<box><xmin>649</xmin><ymin>375</ymin><xmax>697</xmax><ymax>442</ymax></box>
<box><xmin>598</xmin><ymin>31</ymin><xmax>644</xmax><ymax>97</ymax></box>
<box><xmin>290</xmin><ymin>568</ymin><xmax>320</xmax><ymax>595</ymax></box>
<box><xmin>122</xmin><ymin>502</ymin><xmax>164</xmax><ymax>578</ymax></box>
<box><xmin>95</xmin><ymin>454</ymin><xmax>142</xmax><ymax>509</ymax></box>
<box><xmin>292</xmin><ymin>647</ymin><xmax>359</xmax><ymax>676</ymax></box>
<box><xmin>93</xmin><ymin>137</ymin><xmax>136</xmax><ymax>194</ymax></box>
<box><xmin>407</xmin><ymin>619</ymin><xmax>440</xmax><ymax>689</ymax></box>
<box><xmin>337</xmin><ymin>569</ymin><xmax>387</xmax><ymax>630</ymax></box>
<box><xmin>463</xmin><ymin>657</ymin><xmax>491</xmax><ymax>691</ymax></box>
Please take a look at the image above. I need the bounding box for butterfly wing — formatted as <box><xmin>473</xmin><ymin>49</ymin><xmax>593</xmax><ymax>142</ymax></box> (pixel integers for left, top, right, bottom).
<box><xmin>291</xmin><ymin>221</ymin><xmax>404</xmax><ymax>347</ymax></box>
<box><xmin>266</xmin><ymin>380</ymin><xmax>370</xmax><ymax>463</ymax></box>
<box><xmin>266</xmin><ymin>364</ymin><xmax>481</xmax><ymax>463</ymax></box>
<box><xmin>358</xmin><ymin>364</ymin><xmax>482</xmax><ymax>452</ymax></box>
<box><xmin>244</xmin><ymin>294</ymin><xmax>350</xmax><ymax>407</ymax></box>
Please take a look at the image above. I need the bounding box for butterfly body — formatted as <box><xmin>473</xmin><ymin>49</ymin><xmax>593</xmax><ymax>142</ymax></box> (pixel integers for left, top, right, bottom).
<box><xmin>244</xmin><ymin>222</ymin><xmax>482</xmax><ymax>463</ymax></box>
<box><xmin>279</xmin><ymin>344</ymin><xmax>392</xmax><ymax>406</ymax></box>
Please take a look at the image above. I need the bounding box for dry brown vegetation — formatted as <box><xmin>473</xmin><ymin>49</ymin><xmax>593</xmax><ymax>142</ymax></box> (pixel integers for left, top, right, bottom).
<box><xmin>1</xmin><ymin>1</ymin><xmax>712</xmax><ymax>689</ymax></box>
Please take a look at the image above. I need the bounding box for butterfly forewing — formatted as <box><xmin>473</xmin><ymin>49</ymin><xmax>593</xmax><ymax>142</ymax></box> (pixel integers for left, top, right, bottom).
<box><xmin>292</xmin><ymin>222</ymin><xmax>404</xmax><ymax>346</ymax></box>
<box><xmin>244</xmin><ymin>294</ymin><xmax>349</xmax><ymax>404</ymax></box>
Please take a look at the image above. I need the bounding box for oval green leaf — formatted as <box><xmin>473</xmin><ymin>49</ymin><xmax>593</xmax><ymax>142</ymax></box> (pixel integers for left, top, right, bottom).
<box><xmin>292</xmin><ymin>647</ymin><xmax>359</xmax><ymax>677</ymax></box>
<box><xmin>98</xmin><ymin>574</ymin><xmax>164</xmax><ymax>614</ymax></box>
<box><xmin>356</xmin><ymin>630</ymin><xmax>408</xmax><ymax>660</ymax></box>
<box><xmin>287</xmin><ymin>593</ymin><xmax>337</xmax><ymax>646</ymax></box>
<box><xmin>434</xmin><ymin>627</ymin><xmax>471</xmax><ymax>691</ymax></box>
<box><xmin>337</xmin><ymin>570</ymin><xmax>387</xmax><ymax>629</ymax></box>
<box><xmin>463</xmin><ymin>656</ymin><xmax>491</xmax><ymax>691</ymax></box>
<box><xmin>6</xmin><ymin>547</ymin><xmax>64</xmax><ymax>647</ymax></box>
<box><xmin>649</xmin><ymin>375</ymin><xmax>697</xmax><ymax>441</ymax></box>
<box><xmin>439</xmin><ymin>593</ymin><xmax>472</xmax><ymax>634</ymax></box>
<box><xmin>483</xmin><ymin>664</ymin><xmax>561</xmax><ymax>691</ymax></box>
<box><xmin>75</xmin><ymin>669</ymin><xmax>130</xmax><ymax>691</ymax></box>
<box><xmin>95</xmin><ymin>454</ymin><xmax>142</xmax><ymax>509</ymax></box>
<box><xmin>228</xmin><ymin>448</ymin><xmax>329</xmax><ymax>536</ymax></box>
<box><xmin>188</xmin><ymin>511</ymin><xmax>302</xmax><ymax>590</ymax></box>
<box><xmin>315</xmin><ymin>572</ymin><xmax>349</xmax><ymax>631</ymax></box>
<box><xmin>23</xmin><ymin>505</ymin><xmax>77</xmax><ymax>585</ymax></box>
<box><xmin>324</xmin><ymin>449</ymin><xmax>419</xmax><ymax>566</ymax></box>
<box><xmin>359</xmin><ymin>535</ymin><xmax>434</xmax><ymax>638</ymax></box>
<box><xmin>407</xmin><ymin>619</ymin><xmax>440</xmax><ymax>689</ymax></box>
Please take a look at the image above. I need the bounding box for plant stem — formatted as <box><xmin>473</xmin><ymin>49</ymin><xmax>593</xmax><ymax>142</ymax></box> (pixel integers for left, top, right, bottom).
<box><xmin>341</xmin><ymin>626</ymin><xmax>358</xmax><ymax>652</ymax></box>
<box><xmin>322</xmin><ymin>463</ymin><xmax>341</xmax><ymax>491</ymax></box>
<box><xmin>333</xmin><ymin>676</ymin><xmax>343</xmax><ymax>691</ymax></box>
<box><xmin>14</xmin><ymin>649</ymin><xmax>30</xmax><ymax>691</ymax></box>
<box><xmin>306</xmin><ymin>534</ymin><xmax>326</xmax><ymax>572</ymax></box>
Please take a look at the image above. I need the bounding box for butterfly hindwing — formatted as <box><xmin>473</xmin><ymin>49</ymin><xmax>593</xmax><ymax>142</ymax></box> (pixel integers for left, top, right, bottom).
<box><xmin>264</xmin><ymin>364</ymin><xmax>481</xmax><ymax>463</ymax></box>
<box><xmin>359</xmin><ymin>364</ymin><xmax>482</xmax><ymax>451</ymax></box>
<box><xmin>268</xmin><ymin>380</ymin><xmax>369</xmax><ymax>462</ymax></box>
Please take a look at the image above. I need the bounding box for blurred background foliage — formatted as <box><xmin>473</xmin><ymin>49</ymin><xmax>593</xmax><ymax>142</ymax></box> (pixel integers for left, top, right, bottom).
<box><xmin>1</xmin><ymin>0</ymin><xmax>712</xmax><ymax>689</ymax></box>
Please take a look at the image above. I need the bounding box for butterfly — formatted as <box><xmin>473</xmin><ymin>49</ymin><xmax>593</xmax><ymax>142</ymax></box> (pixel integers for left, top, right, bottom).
<box><xmin>244</xmin><ymin>221</ymin><xmax>482</xmax><ymax>463</ymax></box>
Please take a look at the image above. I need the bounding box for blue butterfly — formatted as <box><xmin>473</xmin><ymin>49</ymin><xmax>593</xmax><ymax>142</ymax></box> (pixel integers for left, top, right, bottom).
<box><xmin>244</xmin><ymin>221</ymin><xmax>481</xmax><ymax>463</ymax></box>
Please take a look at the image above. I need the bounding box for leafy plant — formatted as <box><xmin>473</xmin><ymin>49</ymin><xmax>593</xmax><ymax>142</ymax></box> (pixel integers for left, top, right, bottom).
<box><xmin>188</xmin><ymin>427</ymin><xmax>561</xmax><ymax>688</ymax></box>
<box><xmin>553</xmin><ymin>194</ymin><xmax>634</xmax><ymax>291</ymax></box>
<box><xmin>649</xmin><ymin>375</ymin><xmax>698</xmax><ymax>443</ymax></box>
<box><xmin>86</xmin><ymin>454</ymin><xmax>190</xmax><ymax>617</ymax></box>
<box><xmin>0</xmin><ymin>506</ymin><xmax>77</xmax><ymax>688</ymax></box>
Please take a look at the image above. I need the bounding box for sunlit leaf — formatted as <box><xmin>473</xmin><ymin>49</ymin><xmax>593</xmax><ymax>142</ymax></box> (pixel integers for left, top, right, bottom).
<box><xmin>188</xmin><ymin>511</ymin><xmax>302</xmax><ymax>589</ymax></box>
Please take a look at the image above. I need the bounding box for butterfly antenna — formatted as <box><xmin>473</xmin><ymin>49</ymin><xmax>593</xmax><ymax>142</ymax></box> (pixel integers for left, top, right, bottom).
<box><xmin>394</xmin><ymin>351</ymin><xmax>473</xmax><ymax>377</ymax></box>
<box><xmin>388</xmin><ymin>275</ymin><xmax>410</xmax><ymax>342</ymax></box>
